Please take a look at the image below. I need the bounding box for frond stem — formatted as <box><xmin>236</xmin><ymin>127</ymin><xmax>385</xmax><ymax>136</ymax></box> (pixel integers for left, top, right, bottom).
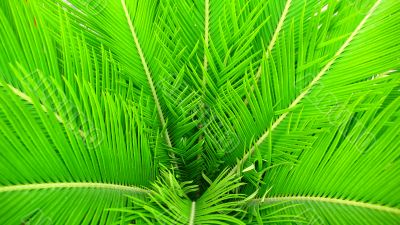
<box><xmin>0</xmin><ymin>82</ymin><xmax>87</xmax><ymax>138</ymax></box>
<box><xmin>255</xmin><ymin>0</ymin><xmax>292</xmax><ymax>82</ymax></box>
<box><xmin>244</xmin><ymin>0</ymin><xmax>292</xmax><ymax>105</ymax></box>
<box><xmin>231</xmin><ymin>0</ymin><xmax>382</xmax><ymax>174</ymax></box>
<box><xmin>253</xmin><ymin>195</ymin><xmax>400</xmax><ymax>215</ymax></box>
<box><xmin>121</xmin><ymin>0</ymin><xmax>176</xmax><ymax>164</ymax></box>
<box><xmin>189</xmin><ymin>201</ymin><xmax>196</xmax><ymax>225</ymax></box>
<box><xmin>203</xmin><ymin>0</ymin><xmax>210</xmax><ymax>77</ymax></box>
<box><xmin>0</xmin><ymin>182</ymin><xmax>148</xmax><ymax>194</ymax></box>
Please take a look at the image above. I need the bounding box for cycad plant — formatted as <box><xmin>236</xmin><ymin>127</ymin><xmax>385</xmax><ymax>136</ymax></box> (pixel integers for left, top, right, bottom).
<box><xmin>0</xmin><ymin>0</ymin><xmax>399</xmax><ymax>224</ymax></box>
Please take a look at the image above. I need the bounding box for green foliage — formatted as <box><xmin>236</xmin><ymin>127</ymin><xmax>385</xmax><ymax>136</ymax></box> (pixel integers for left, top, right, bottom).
<box><xmin>0</xmin><ymin>0</ymin><xmax>399</xmax><ymax>224</ymax></box>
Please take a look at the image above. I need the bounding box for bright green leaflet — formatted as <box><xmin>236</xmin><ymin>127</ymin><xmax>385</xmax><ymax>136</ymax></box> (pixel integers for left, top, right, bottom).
<box><xmin>0</xmin><ymin>0</ymin><xmax>399</xmax><ymax>224</ymax></box>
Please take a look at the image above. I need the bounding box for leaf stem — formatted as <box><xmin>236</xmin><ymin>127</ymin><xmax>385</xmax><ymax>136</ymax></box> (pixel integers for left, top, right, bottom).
<box><xmin>0</xmin><ymin>182</ymin><xmax>148</xmax><ymax>194</ymax></box>
<box><xmin>255</xmin><ymin>0</ymin><xmax>292</xmax><ymax>82</ymax></box>
<box><xmin>232</xmin><ymin>0</ymin><xmax>382</xmax><ymax>174</ymax></box>
<box><xmin>203</xmin><ymin>0</ymin><xmax>210</xmax><ymax>77</ymax></box>
<box><xmin>253</xmin><ymin>195</ymin><xmax>400</xmax><ymax>215</ymax></box>
<box><xmin>189</xmin><ymin>201</ymin><xmax>196</xmax><ymax>225</ymax></box>
<box><xmin>121</xmin><ymin>0</ymin><xmax>177</xmax><ymax>165</ymax></box>
<box><xmin>1</xmin><ymin>82</ymin><xmax>87</xmax><ymax>138</ymax></box>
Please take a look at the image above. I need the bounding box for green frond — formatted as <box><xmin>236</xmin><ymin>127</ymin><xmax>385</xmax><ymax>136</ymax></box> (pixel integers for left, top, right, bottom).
<box><xmin>1</xmin><ymin>0</ymin><xmax>399</xmax><ymax>224</ymax></box>
<box><xmin>0</xmin><ymin>66</ymin><xmax>155</xmax><ymax>224</ymax></box>
<box><xmin>251</xmin><ymin>195</ymin><xmax>400</xmax><ymax>224</ymax></box>
<box><xmin>118</xmin><ymin>169</ymin><xmax>247</xmax><ymax>224</ymax></box>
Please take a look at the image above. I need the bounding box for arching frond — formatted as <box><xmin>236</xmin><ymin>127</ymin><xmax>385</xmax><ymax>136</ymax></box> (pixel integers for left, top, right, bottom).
<box><xmin>0</xmin><ymin>0</ymin><xmax>399</xmax><ymax>224</ymax></box>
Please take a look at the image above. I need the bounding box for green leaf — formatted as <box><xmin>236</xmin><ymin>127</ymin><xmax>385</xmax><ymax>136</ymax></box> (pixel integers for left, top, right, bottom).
<box><xmin>0</xmin><ymin>0</ymin><xmax>399</xmax><ymax>224</ymax></box>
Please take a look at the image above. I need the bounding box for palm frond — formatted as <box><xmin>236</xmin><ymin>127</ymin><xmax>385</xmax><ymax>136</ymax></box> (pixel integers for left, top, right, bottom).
<box><xmin>1</xmin><ymin>0</ymin><xmax>399</xmax><ymax>224</ymax></box>
<box><xmin>0</xmin><ymin>63</ymin><xmax>155</xmax><ymax>223</ymax></box>
<box><xmin>119</xmin><ymin>169</ymin><xmax>247</xmax><ymax>224</ymax></box>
